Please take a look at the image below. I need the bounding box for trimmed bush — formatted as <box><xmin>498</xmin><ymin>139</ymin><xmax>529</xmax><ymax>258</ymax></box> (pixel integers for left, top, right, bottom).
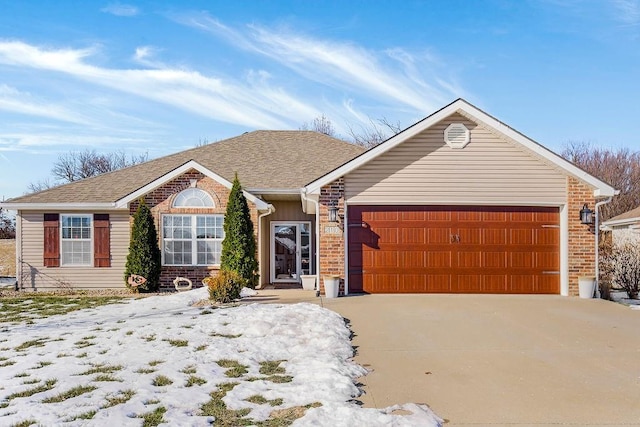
<box><xmin>124</xmin><ymin>199</ymin><xmax>161</xmax><ymax>292</ymax></box>
<box><xmin>205</xmin><ymin>270</ymin><xmax>245</xmax><ymax>303</ymax></box>
<box><xmin>220</xmin><ymin>175</ymin><xmax>259</xmax><ymax>288</ymax></box>
<box><xmin>604</xmin><ymin>242</ymin><xmax>640</xmax><ymax>299</ymax></box>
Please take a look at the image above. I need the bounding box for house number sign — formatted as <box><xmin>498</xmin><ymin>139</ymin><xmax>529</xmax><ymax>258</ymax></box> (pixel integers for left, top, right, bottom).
<box><xmin>324</xmin><ymin>226</ymin><xmax>341</xmax><ymax>235</ymax></box>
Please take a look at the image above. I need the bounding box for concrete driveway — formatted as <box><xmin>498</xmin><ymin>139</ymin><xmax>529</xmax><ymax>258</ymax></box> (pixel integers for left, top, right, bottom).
<box><xmin>321</xmin><ymin>294</ymin><xmax>640</xmax><ymax>426</ymax></box>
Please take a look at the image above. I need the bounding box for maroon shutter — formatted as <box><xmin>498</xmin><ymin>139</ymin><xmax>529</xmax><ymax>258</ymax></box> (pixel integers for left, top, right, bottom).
<box><xmin>94</xmin><ymin>214</ymin><xmax>111</xmax><ymax>267</ymax></box>
<box><xmin>43</xmin><ymin>213</ymin><xmax>60</xmax><ymax>267</ymax></box>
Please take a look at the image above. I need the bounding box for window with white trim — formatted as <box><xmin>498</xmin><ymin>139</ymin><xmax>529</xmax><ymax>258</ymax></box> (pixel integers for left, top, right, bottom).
<box><xmin>162</xmin><ymin>215</ymin><xmax>224</xmax><ymax>265</ymax></box>
<box><xmin>60</xmin><ymin>214</ymin><xmax>92</xmax><ymax>266</ymax></box>
<box><xmin>172</xmin><ymin>188</ymin><xmax>214</xmax><ymax>208</ymax></box>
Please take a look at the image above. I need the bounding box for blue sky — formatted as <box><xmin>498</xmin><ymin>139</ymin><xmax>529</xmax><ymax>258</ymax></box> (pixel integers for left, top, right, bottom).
<box><xmin>1</xmin><ymin>0</ymin><xmax>639</xmax><ymax>199</ymax></box>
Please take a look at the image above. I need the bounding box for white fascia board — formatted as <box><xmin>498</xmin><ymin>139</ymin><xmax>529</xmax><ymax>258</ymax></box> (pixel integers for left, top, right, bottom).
<box><xmin>0</xmin><ymin>202</ymin><xmax>120</xmax><ymax>211</ymax></box>
<box><xmin>246</xmin><ymin>188</ymin><xmax>300</xmax><ymax>195</ymax></box>
<box><xmin>115</xmin><ymin>160</ymin><xmax>269</xmax><ymax>210</ymax></box>
<box><xmin>305</xmin><ymin>99</ymin><xmax>617</xmax><ymax>197</ymax></box>
<box><xmin>601</xmin><ymin>217</ymin><xmax>640</xmax><ymax>227</ymax></box>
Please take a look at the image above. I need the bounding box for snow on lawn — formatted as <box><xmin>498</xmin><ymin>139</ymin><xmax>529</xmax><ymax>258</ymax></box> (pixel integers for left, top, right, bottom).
<box><xmin>0</xmin><ymin>288</ymin><xmax>441</xmax><ymax>426</ymax></box>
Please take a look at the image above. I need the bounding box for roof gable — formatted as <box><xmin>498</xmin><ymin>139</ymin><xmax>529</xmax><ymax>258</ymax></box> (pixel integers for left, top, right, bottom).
<box><xmin>305</xmin><ymin>99</ymin><xmax>617</xmax><ymax>197</ymax></box>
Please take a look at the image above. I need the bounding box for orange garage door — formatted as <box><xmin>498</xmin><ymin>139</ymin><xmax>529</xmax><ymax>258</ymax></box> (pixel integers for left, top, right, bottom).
<box><xmin>348</xmin><ymin>206</ymin><xmax>560</xmax><ymax>294</ymax></box>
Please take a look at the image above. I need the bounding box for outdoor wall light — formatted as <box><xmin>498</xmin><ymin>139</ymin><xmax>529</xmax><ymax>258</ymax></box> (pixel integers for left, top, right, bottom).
<box><xmin>580</xmin><ymin>203</ymin><xmax>594</xmax><ymax>225</ymax></box>
<box><xmin>328</xmin><ymin>204</ymin><xmax>339</xmax><ymax>223</ymax></box>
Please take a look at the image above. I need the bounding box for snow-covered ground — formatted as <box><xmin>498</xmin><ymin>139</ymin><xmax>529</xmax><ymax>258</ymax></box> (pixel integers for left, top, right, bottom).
<box><xmin>0</xmin><ymin>288</ymin><xmax>442</xmax><ymax>426</ymax></box>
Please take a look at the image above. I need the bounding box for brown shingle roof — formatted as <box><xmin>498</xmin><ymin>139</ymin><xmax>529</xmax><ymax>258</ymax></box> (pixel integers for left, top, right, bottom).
<box><xmin>8</xmin><ymin>130</ymin><xmax>365</xmax><ymax>204</ymax></box>
<box><xmin>605</xmin><ymin>205</ymin><xmax>640</xmax><ymax>223</ymax></box>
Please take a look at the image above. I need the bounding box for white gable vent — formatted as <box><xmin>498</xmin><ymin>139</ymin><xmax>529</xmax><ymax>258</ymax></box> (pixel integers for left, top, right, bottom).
<box><xmin>444</xmin><ymin>123</ymin><xmax>470</xmax><ymax>149</ymax></box>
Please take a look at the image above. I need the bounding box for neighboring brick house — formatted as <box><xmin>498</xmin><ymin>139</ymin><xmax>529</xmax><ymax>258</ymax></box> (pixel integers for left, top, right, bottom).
<box><xmin>1</xmin><ymin>99</ymin><xmax>617</xmax><ymax>296</ymax></box>
<box><xmin>602</xmin><ymin>205</ymin><xmax>640</xmax><ymax>245</ymax></box>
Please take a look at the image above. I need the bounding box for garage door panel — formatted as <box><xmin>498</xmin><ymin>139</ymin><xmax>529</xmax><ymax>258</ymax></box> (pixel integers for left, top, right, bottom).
<box><xmin>427</xmin><ymin>228</ymin><xmax>451</xmax><ymax>244</ymax></box>
<box><xmin>348</xmin><ymin>205</ymin><xmax>559</xmax><ymax>294</ymax></box>
<box><xmin>401</xmin><ymin>228</ymin><xmax>426</xmax><ymax>244</ymax></box>
<box><xmin>426</xmin><ymin>275</ymin><xmax>452</xmax><ymax>292</ymax></box>
<box><xmin>457</xmin><ymin>251</ymin><xmax>482</xmax><ymax>268</ymax></box>
<box><xmin>458</xmin><ymin>228</ymin><xmax>482</xmax><ymax>244</ymax></box>
<box><xmin>536</xmin><ymin>228</ymin><xmax>560</xmax><ymax>245</ymax></box>
<box><xmin>483</xmin><ymin>252</ymin><xmax>507</xmax><ymax>269</ymax></box>
<box><xmin>484</xmin><ymin>228</ymin><xmax>508</xmax><ymax>245</ymax></box>
<box><xmin>510</xmin><ymin>229</ymin><xmax>534</xmax><ymax>245</ymax></box>
<box><xmin>427</xmin><ymin>251</ymin><xmax>452</xmax><ymax>268</ymax></box>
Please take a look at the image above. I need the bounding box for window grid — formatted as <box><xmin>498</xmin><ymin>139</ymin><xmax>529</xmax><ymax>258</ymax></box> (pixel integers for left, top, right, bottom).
<box><xmin>172</xmin><ymin>188</ymin><xmax>214</xmax><ymax>208</ymax></box>
<box><xmin>61</xmin><ymin>215</ymin><xmax>92</xmax><ymax>266</ymax></box>
<box><xmin>163</xmin><ymin>214</ymin><xmax>223</xmax><ymax>266</ymax></box>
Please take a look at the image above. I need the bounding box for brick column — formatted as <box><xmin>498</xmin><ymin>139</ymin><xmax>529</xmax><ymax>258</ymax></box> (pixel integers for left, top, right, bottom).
<box><xmin>567</xmin><ymin>176</ymin><xmax>596</xmax><ymax>296</ymax></box>
<box><xmin>318</xmin><ymin>179</ymin><xmax>345</xmax><ymax>295</ymax></box>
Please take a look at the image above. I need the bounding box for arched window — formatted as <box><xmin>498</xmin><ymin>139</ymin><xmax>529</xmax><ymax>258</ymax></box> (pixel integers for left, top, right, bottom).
<box><xmin>172</xmin><ymin>188</ymin><xmax>214</xmax><ymax>208</ymax></box>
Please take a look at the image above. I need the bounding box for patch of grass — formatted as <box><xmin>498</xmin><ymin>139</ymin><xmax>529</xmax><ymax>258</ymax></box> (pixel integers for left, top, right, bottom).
<box><xmin>144</xmin><ymin>398</ymin><xmax>160</xmax><ymax>405</ymax></box>
<box><xmin>42</xmin><ymin>385</ymin><xmax>97</xmax><ymax>403</ymax></box>
<box><xmin>5</xmin><ymin>379</ymin><xmax>57</xmax><ymax>400</ymax></box>
<box><xmin>148</xmin><ymin>360</ymin><xmax>164</xmax><ymax>367</ymax></box>
<box><xmin>185</xmin><ymin>375</ymin><xmax>207</xmax><ymax>387</ymax></box>
<box><xmin>76</xmin><ymin>352</ymin><xmax>88</xmax><ymax>358</ymax></box>
<box><xmin>151</xmin><ymin>375</ymin><xmax>173</xmax><ymax>386</ymax></box>
<box><xmin>56</xmin><ymin>353</ymin><xmax>70</xmax><ymax>358</ymax></box>
<box><xmin>200</xmin><ymin>382</ymin><xmax>252</xmax><ymax>425</ymax></box>
<box><xmin>181</xmin><ymin>325</ymin><xmax>193</xmax><ymax>329</ymax></box>
<box><xmin>164</xmin><ymin>339</ymin><xmax>188</xmax><ymax>347</ymax></box>
<box><xmin>0</xmin><ymin>296</ymin><xmax>125</xmax><ymax>324</ymax></box>
<box><xmin>181</xmin><ymin>365</ymin><xmax>197</xmax><ymax>375</ymax></box>
<box><xmin>0</xmin><ymin>359</ymin><xmax>15</xmax><ymax>367</ymax></box>
<box><xmin>263</xmin><ymin>402</ymin><xmax>322</xmax><ymax>426</ymax></box>
<box><xmin>200</xmin><ymin>309</ymin><xmax>213</xmax><ymax>315</ymax></box>
<box><xmin>210</xmin><ymin>332</ymin><xmax>242</xmax><ymax>338</ymax></box>
<box><xmin>135</xmin><ymin>367</ymin><xmax>156</xmax><ymax>374</ymax></box>
<box><xmin>102</xmin><ymin>389</ymin><xmax>135</xmax><ymax>408</ymax></box>
<box><xmin>94</xmin><ymin>374</ymin><xmax>122</xmax><ymax>382</ymax></box>
<box><xmin>139</xmin><ymin>406</ymin><xmax>166</xmax><ymax>427</ymax></box>
<box><xmin>10</xmin><ymin>419</ymin><xmax>38</xmax><ymax>427</ymax></box>
<box><xmin>217</xmin><ymin>359</ymin><xmax>248</xmax><ymax>378</ymax></box>
<box><xmin>32</xmin><ymin>361</ymin><xmax>52</xmax><ymax>369</ymax></box>
<box><xmin>125</xmin><ymin>330</ymin><xmax>134</xmax><ymax>335</ymax></box>
<box><xmin>13</xmin><ymin>372</ymin><xmax>29</xmax><ymax>378</ymax></box>
<box><xmin>195</xmin><ymin>344</ymin><xmax>207</xmax><ymax>351</ymax></box>
<box><xmin>68</xmin><ymin>410</ymin><xmax>96</xmax><ymax>421</ymax></box>
<box><xmin>74</xmin><ymin>338</ymin><xmax>95</xmax><ymax>348</ymax></box>
<box><xmin>247</xmin><ymin>375</ymin><xmax>293</xmax><ymax>384</ymax></box>
<box><xmin>259</xmin><ymin>360</ymin><xmax>286</xmax><ymax>375</ymax></box>
<box><xmin>245</xmin><ymin>395</ymin><xmax>268</xmax><ymax>405</ymax></box>
<box><xmin>15</xmin><ymin>338</ymin><xmax>48</xmax><ymax>351</ymax></box>
<box><xmin>142</xmin><ymin>334</ymin><xmax>156</xmax><ymax>342</ymax></box>
<box><xmin>78</xmin><ymin>363</ymin><xmax>122</xmax><ymax>376</ymax></box>
<box><xmin>22</xmin><ymin>378</ymin><xmax>40</xmax><ymax>385</ymax></box>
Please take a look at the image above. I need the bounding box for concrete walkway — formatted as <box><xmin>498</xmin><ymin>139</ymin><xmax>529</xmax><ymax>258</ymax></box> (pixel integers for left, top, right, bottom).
<box><xmin>246</xmin><ymin>290</ymin><xmax>640</xmax><ymax>425</ymax></box>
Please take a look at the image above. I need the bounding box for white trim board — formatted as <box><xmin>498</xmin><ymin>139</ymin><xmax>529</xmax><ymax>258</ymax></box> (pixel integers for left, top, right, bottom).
<box><xmin>115</xmin><ymin>160</ymin><xmax>269</xmax><ymax>210</ymax></box>
<box><xmin>304</xmin><ymin>99</ymin><xmax>617</xmax><ymax>198</ymax></box>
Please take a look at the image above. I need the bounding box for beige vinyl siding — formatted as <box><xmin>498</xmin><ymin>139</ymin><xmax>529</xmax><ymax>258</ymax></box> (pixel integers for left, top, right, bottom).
<box><xmin>18</xmin><ymin>211</ymin><xmax>130</xmax><ymax>290</ymax></box>
<box><xmin>258</xmin><ymin>200</ymin><xmax>314</xmax><ymax>286</ymax></box>
<box><xmin>345</xmin><ymin>113</ymin><xmax>567</xmax><ymax>205</ymax></box>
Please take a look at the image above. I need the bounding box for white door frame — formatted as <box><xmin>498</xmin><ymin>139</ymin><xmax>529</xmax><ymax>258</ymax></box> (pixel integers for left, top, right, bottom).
<box><xmin>270</xmin><ymin>221</ymin><xmax>312</xmax><ymax>283</ymax></box>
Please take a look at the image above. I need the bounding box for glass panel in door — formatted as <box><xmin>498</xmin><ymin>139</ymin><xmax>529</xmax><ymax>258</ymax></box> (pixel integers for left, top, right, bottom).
<box><xmin>274</xmin><ymin>225</ymin><xmax>298</xmax><ymax>281</ymax></box>
<box><xmin>300</xmin><ymin>223</ymin><xmax>311</xmax><ymax>275</ymax></box>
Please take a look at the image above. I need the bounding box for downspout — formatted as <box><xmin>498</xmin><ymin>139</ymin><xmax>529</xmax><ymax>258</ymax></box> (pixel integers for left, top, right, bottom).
<box><xmin>301</xmin><ymin>189</ymin><xmax>320</xmax><ymax>291</ymax></box>
<box><xmin>594</xmin><ymin>197</ymin><xmax>613</xmax><ymax>296</ymax></box>
<box><xmin>256</xmin><ymin>204</ymin><xmax>275</xmax><ymax>290</ymax></box>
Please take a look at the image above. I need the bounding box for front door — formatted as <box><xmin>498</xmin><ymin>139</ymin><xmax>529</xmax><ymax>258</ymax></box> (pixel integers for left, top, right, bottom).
<box><xmin>271</xmin><ymin>222</ymin><xmax>312</xmax><ymax>283</ymax></box>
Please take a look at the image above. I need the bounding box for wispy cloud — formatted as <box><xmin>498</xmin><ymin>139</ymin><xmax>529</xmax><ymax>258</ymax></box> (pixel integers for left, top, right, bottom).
<box><xmin>175</xmin><ymin>12</ymin><xmax>463</xmax><ymax>114</ymax></box>
<box><xmin>611</xmin><ymin>0</ymin><xmax>640</xmax><ymax>25</ymax></box>
<box><xmin>100</xmin><ymin>3</ymin><xmax>139</xmax><ymax>17</ymax></box>
<box><xmin>0</xmin><ymin>84</ymin><xmax>93</xmax><ymax>125</ymax></box>
<box><xmin>0</xmin><ymin>40</ymin><xmax>320</xmax><ymax>129</ymax></box>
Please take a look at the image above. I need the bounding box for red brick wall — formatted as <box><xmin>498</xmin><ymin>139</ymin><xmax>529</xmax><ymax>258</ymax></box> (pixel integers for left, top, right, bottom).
<box><xmin>567</xmin><ymin>176</ymin><xmax>596</xmax><ymax>296</ymax></box>
<box><xmin>318</xmin><ymin>179</ymin><xmax>346</xmax><ymax>295</ymax></box>
<box><xmin>128</xmin><ymin>170</ymin><xmax>259</xmax><ymax>290</ymax></box>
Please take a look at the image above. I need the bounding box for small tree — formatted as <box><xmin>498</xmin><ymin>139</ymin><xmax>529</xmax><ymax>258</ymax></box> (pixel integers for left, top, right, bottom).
<box><xmin>220</xmin><ymin>174</ymin><xmax>258</xmax><ymax>288</ymax></box>
<box><xmin>124</xmin><ymin>199</ymin><xmax>161</xmax><ymax>292</ymax></box>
